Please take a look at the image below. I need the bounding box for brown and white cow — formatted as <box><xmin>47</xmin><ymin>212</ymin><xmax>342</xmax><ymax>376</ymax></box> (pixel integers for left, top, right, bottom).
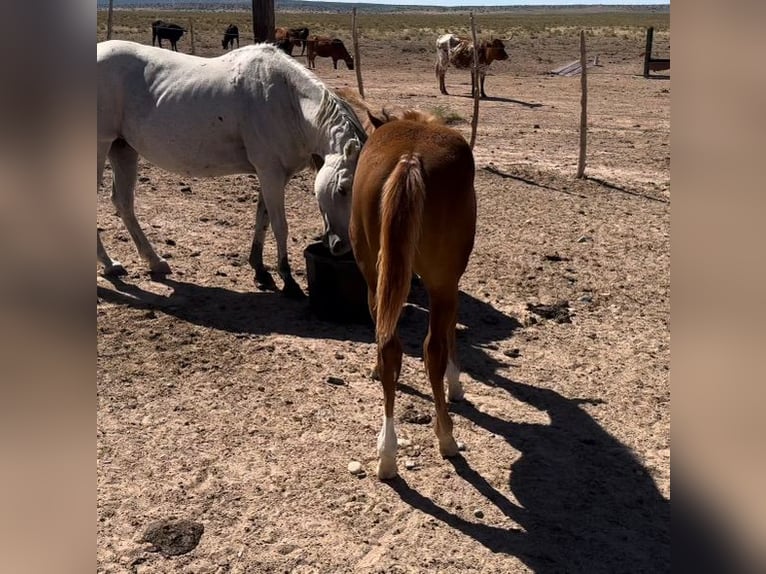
<box><xmin>435</xmin><ymin>33</ymin><xmax>509</xmax><ymax>98</ymax></box>
<box><xmin>306</xmin><ymin>36</ymin><xmax>354</xmax><ymax>70</ymax></box>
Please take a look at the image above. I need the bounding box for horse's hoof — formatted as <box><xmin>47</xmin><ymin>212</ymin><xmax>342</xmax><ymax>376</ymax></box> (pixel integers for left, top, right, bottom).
<box><xmin>448</xmin><ymin>385</ymin><xmax>465</xmax><ymax>402</ymax></box>
<box><xmin>439</xmin><ymin>437</ymin><xmax>460</xmax><ymax>458</ymax></box>
<box><xmin>255</xmin><ymin>274</ymin><xmax>278</xmax><ymax>291</ymax></box>
<box><xmin>376</xmin><ymin>459</ymin><xmax>398</xmax><ymax>481</ymax></box>
<box><xmin>281</xmin><ymin>282</ymin><xmax>306</xmax><ymax>300</ymax></box>
<box><xmin>150</xmin><ymin>259</ymin><xmax>172</xmax><ymax>275</ymax></box>
<box><xmin>104</xmin><ymin>262</ymin><xmax>127</xmax><ymax>277</ymax></box>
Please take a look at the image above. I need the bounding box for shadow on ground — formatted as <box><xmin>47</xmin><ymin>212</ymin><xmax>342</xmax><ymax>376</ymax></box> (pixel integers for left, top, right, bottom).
<box><xmin>390</xmin><ymin>285</ymin><xmax>672</xmax><ymax>572</ymax></box>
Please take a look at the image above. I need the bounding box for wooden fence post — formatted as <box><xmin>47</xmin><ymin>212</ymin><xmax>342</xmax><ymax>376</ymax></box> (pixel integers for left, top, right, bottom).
<box><xmin>576</xmin><ymin>30</ymin><xmax>587</xmax><ymax>179</ymax></box>
<box><xmin>469</xmin><ymin>12</ymin><xmax>480</xmax><ymax>150</ymax></box>
<box><xmin>189</xmin><ymin>20</ymin><xmax>196</xmax><ymax>54</ymax></box>
<box><xmin>643</xmin><ymin>26</ymin><xmax>654</xmax><ymax>78</ymax></box>
<box><xmin>106</xmin><ymin>0</ymin><xmax>114</xmax><ymax>40</ymax></box>
<box><xmin>351</xmin><ymin>8</ymin><xmax>365</xmax><ymax>98</ymax></box>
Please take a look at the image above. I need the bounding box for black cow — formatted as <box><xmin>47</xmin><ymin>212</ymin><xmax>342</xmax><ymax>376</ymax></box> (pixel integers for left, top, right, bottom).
<box><xmin>222</xmin><ymin>24</ymin><xmax>239</xmax><ymax>50</ymax></box>
<box><xmin>287</xmin><ymin>27</ymin><xmax>310</xmax><ymax>56</ymax></box>
<box><xmin>151</xmin><ymin>20</ymin><xmax>184</xmax><ymax>52</ymax></box>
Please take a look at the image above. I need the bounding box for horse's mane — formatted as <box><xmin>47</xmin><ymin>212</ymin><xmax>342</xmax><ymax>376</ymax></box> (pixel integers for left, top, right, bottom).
<box><xmin>234</xmin><ymin>45</ymin><xmax>367</xmax><ymax>148</ymax></box>
<box><xmin>326</xmin><ymin>91</ymin><xmax>368</xmax><ymax>144</ymax></box>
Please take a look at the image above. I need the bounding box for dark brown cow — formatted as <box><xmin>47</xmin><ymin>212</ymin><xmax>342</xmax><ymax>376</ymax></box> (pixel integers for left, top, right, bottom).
<box><xmin>287</xmin><ymin>27</ymin><xmax>309</xmax><ymax>56</ymax></box>
<box><xmin>435</xmin><ymin>33</ymin><xmax>509</xmax><ymax>98</ymax></box>
<box><xmin>151</xmin><ymin>20</ymin><xmax>184</xmax><ymax>52</ymax></box>
<box><xmin>306</xmin><ymin>36</ymin><xmax>354</xmax><ymax>70</ymax></box>
<box><xmin>221</xmin><ymin>24</ymin><xmax>239</xmax><ymax>50</ymax></box>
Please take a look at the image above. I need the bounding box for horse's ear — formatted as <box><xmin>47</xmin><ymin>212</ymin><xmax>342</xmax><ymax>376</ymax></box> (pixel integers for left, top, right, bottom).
<box><xmin>366</xmin><ymin>109</ymin><xmax>387</xmax><ymax>131</ymax></box>
<box><xmin>310</xmin><ymin>154</ymin><xmax>324</xmax><ymax>171</ymax></box>
<box><xmin>343</xmin><ymin>139</ymin><xmax>360</xmax><ymax>160</ymax></box>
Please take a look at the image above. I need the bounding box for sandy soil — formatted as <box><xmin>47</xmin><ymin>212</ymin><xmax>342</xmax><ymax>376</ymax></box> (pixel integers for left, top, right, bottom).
<box><xmin>98</xmin><ymin>25</ymin><xmax>670</xmax><ymax>574</ymax></box>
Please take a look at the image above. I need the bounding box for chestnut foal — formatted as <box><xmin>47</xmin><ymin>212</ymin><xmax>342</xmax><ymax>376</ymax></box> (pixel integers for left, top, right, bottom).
<box><xmin>350</xmin><ymin>109</ymin><xmax>476</xmax><ymax>479</ymax></box>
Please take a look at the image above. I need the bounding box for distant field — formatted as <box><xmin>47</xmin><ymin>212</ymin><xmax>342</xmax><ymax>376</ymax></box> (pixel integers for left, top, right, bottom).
<box><xmin>97</xmin><ymin>8</ymin><xmax>669</xmax><ymax>44</ymax></box>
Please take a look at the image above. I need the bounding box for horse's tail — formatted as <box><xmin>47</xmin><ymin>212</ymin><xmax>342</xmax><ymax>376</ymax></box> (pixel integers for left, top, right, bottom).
<box><xmin>376</xmin><ymin>153</ymin><xmax>425</xmax><ymax>345</ymax></box>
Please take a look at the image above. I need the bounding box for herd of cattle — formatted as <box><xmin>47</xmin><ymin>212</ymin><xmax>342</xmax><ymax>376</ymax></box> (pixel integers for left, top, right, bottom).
<box><xmin>149</xmin><ymin>20</ymin><xmax>509</xmax><ymax>97</ymax></box>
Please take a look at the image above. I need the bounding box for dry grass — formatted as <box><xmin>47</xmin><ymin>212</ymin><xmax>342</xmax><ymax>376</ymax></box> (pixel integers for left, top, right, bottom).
<box><xmin>97</xmin><ymin>8</ymin><xmax>669</xmax><ymax>47</ymax></box>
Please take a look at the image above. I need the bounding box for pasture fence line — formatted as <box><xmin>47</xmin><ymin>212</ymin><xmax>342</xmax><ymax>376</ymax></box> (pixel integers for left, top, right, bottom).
<box><xmin>351</xmin><ymin>8</ymin><xmax>365</xmax><ymax>99</ymax></box>
<box><xmin>576</xmin><ymin>29</ymin><xmax>588</xmax><ymax>179</ymax></box>
<box><xmin>189</xmin><ymin>20</ymin><xmax>196</xmax><ymax>54</ymax></box>
<box><xmin>468</xmin><ymin>11</ymin><xmax>480</xmax><ymax>150</ymax></box>
<box><xmin>106</xmin><ymin>0</ymin><xmax>114</xmax><ymax>40</ymax></box>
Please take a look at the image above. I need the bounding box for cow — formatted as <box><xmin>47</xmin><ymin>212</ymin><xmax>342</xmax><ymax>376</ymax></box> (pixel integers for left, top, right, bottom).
<box><xmin>306</xmin><ymin>36</ymin><xmax>354</xmax><ymax>70</ymax></box>
<box><xmin>274</xmin><ymin>27</ymin><xmax>296</xmax><ymax>56</ymax></box>
<box><xmin>287</xmin><ymin>27</ymin><xmax>310</xmax><ymax>56</ymax></box>
<box><xmin>151</xmin><ymin>20</ymin><xmax>184</xmax><ymax>52</ymax></box>
<box><xmin>435</xmin><ymin>33</ymin><xmax>509</xmax><ymax>98</ymax></box>
<box><xmin>222</xmin><ymin>24</ymin><xmax>239</xmax><ymax>50</ymax></box>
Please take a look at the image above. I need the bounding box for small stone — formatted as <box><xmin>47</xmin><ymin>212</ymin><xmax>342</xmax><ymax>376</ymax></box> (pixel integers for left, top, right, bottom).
<box><xmin>165</xmin><ymin>239</ymin><xmax>176</xmax><ymax>246</ymax></box>
<box><xmin>577</xmin><ymin>235</ymin><xmax>591</xmax><ymax>243</ymax></box>
<box><xmin>334</xmin><ymin>352</ymin><xmax>345</xmax><ymax>360</ymax></box>
<box><xmin>397</xmin><ymin>438</ymin><xmax>412</xmax><ymax>447</ymax></box>
<box><xmin>580</xmin><ymin>294</ymin><xmax>593</xmax><ymax>303</ymax></box>
<box><xmin>405</xmin><ymin>460</ymin><xmax>417</xmax><ymax>470</ymax></box>
<box><xmin>326</xmin><ymin>376</ymin><xmax>345</xmax><ymax>386</ymax></box>
<box><xmin>457</xmin><ymin>441</ymin><xmax>466</xmax><ymax>451</ymax></box>
<box><xmin>533</xmin><ymin>123</ymin><xmax>541</xmax><ymax>129</ymax></box>
<box><xmin>473</xmin><ymin>509</ymin><xmax>484</xmax><ymax>519</ymax></box>
<box><xmin>503</xmin><ymin>348</ymin><xmax>520</xmax><ymax>358</ymax></box>
<box><xmin>348</xmin><ymin>461</ymin><xmax>363</xmax><ymax>475</ymax></box>
<box><xmin>179</xmin><ymin>186</ymin><xmax>192</xmax><ymax>193</ymax></box>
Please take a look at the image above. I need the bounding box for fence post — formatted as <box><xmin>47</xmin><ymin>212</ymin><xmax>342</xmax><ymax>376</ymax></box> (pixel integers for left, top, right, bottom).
<box><xmin>643</xmin><ymin>26</ymin><xmax>654</xmax><ymax>78</ymax></box>
<box><xmin>576</xmin><ymin>30</ymin><xmax>587</xmax><ymax>179</ymax></box>
<box><xmin>189</xmin><ymin>20</ymin><xmax>196</xmax><ymax>54</ymax></box>
<box><xmin>106</xmin><ymin>0</ymin><xmax>114</xmax><ymax>40</ymax></box>
<box><xmin>351</xmin><ymin>8</ymin><xmax>364</xmax><ymax>98</ymax></box>
<box><xmin>469</xmin><ymin>11</ymin><xmax>480</xmax><ymax>150</ymax></box>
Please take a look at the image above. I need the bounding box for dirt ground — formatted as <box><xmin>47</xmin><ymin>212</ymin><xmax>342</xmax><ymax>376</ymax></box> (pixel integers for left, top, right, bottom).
<box><xmin>97</xmin><ymin>20</ymin><xmax>670</xmax><ymax>574</ymax></box>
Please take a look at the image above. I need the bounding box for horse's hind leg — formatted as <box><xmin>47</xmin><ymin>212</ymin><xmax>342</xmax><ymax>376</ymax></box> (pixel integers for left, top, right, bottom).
<box><xmin>97</xmin><ymin>142</ymin><xmax>127</xmax><ymax>276</ymax></box>
<box><xmin>109</xmin><ymin>140</ymin><xmax>171</xmax><ymax>275</ymax></box>
<box><xmin>248</xmin><ymin>190</ymin><xmax>277</xmax><ymax>291</ymax></box>
<box><xmin>424</xmin><ymin>286</ymin><xmax>460</xmax><ymax>457</ymax></box>
<box><xmin>377</xmin><ymin>333</ymin><xmax>402</xmax><ymax>479</ymax></box>
<box><xmin>446</xmin><ymin>324</ymin><xmax>464</xmax><ymax>402</ymax></box>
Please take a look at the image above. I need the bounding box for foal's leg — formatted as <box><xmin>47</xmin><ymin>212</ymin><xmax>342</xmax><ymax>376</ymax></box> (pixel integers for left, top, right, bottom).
<box><xmin>445</xmin><ymin>303</ymin><xmax>464</xmax><ymax>402</ymax></box>
<box><xmin>256</xmin><ymin>170</ymin><xmax>303</xmax><ymax>299</ymax></box>
<box><xmin>424</xmin><ymin>287</ymin><xmax>460</xmax><ymax>457</ymax></box>
<box><xmin>109</xmin><ymin>140</ymin><xmax>171</xmax><ymax>275</ymax></box>
<box><xmin>97</xmin><ymin>142</ymin><xmax>127</xmax><ymax>276</ymax></box>
<box><xmin>248</xmin><ymin>190</ymin><xmax>277</xmax><ymax>291</ymax></box>
<box><xmin>377</xmin><ymin>334</ymin><xmax>402</xmax><ymax>480</ymax></box>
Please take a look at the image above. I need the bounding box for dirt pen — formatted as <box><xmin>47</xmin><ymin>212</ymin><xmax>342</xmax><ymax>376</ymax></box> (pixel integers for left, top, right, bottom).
<box><xmin>98</xmin><ymin>7</ymin><xmax>669</xmax><ymax>573</ymax></box>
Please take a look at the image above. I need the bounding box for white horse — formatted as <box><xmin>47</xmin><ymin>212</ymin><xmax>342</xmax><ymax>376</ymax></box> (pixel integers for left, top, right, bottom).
<box><xmin>97</xmin><ymin>40</ymin><xmax>366</xmax><ymax>298</ymax></box>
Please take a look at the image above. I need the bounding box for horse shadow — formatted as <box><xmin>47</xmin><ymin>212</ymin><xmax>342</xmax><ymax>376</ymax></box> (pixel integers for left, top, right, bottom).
<box><xmin>385</xmin><ymin>289</ymin><xmax>673</xmax><ymax>572</ymax></box>
<box><xmin>395</xmin><ymin>280</ymin><xmax>522</xmax><ymax>361</ymax></box>
<box><xmin>390</xmin><ymin>372</ymin><xmax>673</xmax><ymax>571</ymax></box>
<box><xmin>457</xmin><ymin>94</ymin><xmax>543</xmax><ymax>107</ymax></box>
<box><xmin>97</xmin><ymin>276</ymin><xmax>375</xmax><ymax>343</ymax></box>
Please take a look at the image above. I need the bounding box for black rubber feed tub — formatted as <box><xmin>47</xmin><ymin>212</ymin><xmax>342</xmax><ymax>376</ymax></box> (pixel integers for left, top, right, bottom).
<box><xmin>304</xmin><ymin>242</ymin><xmax>371</xmax><ymax>324</ymax></box>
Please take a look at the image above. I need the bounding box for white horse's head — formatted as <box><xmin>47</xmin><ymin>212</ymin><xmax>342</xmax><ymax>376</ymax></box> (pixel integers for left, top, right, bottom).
<box><xmin>314</xmin><ymin>138</ymin><xmax>360</xmax><ymax>256</ymax></box>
